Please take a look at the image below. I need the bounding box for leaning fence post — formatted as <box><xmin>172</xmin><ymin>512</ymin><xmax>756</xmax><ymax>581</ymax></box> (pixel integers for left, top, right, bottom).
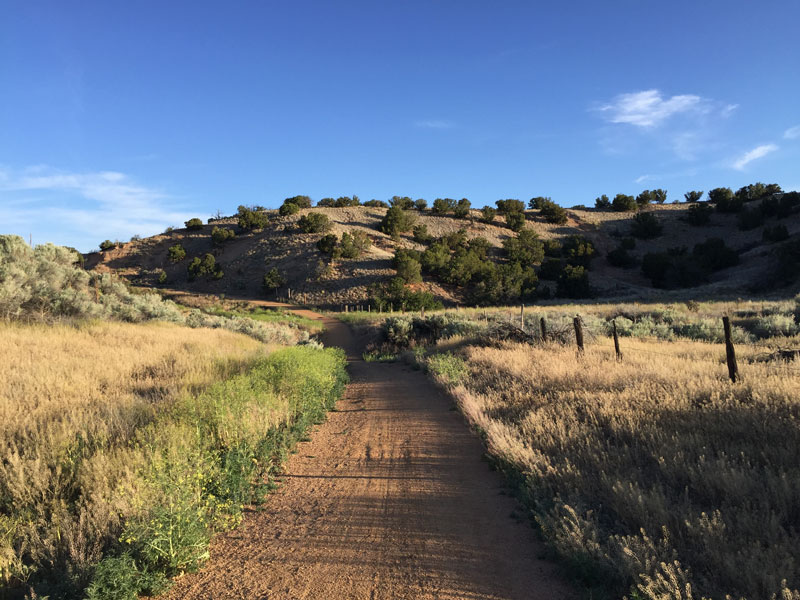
<box><xmin>540</xmin><ymin>317</ymin><xmax>547</xmax><ymax>342</ymax></box>
<box><xmin>722</xmin><ymin>316</ymin><xmax>739</xmax><ymax>382</ymax></box>
<box><xmin>573</xmin><ymin>315</ymin><xmax>584</xmax><ymax>355</ymax></box>
<box><xmin>612</xmin><ymin>319</ymin><xmax>622</xmax><ymax>361</ymax></box>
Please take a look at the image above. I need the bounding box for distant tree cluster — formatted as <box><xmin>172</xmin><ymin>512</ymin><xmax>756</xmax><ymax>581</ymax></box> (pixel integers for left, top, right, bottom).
<box><xmin>238</xmin><ymin>205</ymin><xmax>270</xmax><ymax>229</ymax></box>
<box><xmin>316</xmin><ymin>230</ymin><xmax>371</xmax><ymax>259</ymax></box>
<box><xmin>641</xmin><ymin>238</ymin><xmax>738</xmax><ymax>288</ymax></box>
<box><xmin>184</xmin><ymin>218</ymin><xmax>204</xmax><ymax>230</ymax></box>
<box><xmin>317</xmin><ymin>196</ymin><xmax>360</xmax><ymax>207</ymax></box>
<box><xmin>188</xmin><ymin>253</ymin><xmax>223</xmax><ymax>281</ymax></box>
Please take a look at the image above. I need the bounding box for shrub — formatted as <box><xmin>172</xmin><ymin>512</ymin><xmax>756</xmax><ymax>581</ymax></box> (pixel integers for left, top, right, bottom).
<box><xmin>284</xmin><ymin>195</ymin><xmax>312</xmax><ymax>209</ymax></box>
<box><xmin>479</xmin><ymin>206</ymin><xmax>497</xmax><ymax>223</ymax></box>
<box><xmin>167</xmin><ymin>244</ymin><xmax>187</xmax><ymax>263</ymax></box>
<box><xmin>453</xmin><ymin>198</ymin><xmax>471</xmax><ymax>218</ymax></box>
<box><xmin>262</xmin><ymin>267</ymin><xmax>286</xmax><ymax>294</ymax></box>
<box><xmin>297</xmin><ymin>213</ymin><xmax>332</xmax><ymax>233</ymax></box>
<box><xmin>379</xmin><ymin>206</ymin><xmax>416</xmax><ymax>237</ymax></box>
<box><xmin>317</xmin><ymin>233</ymin><xmax>338</xmax><ymax>255</ymax></box>
<box><xmin>370</xmin><ymin>277</ymin><xmax>442</xmax><ymax>312</ymax></box>
<box><xmin>316</xmin><ymin>197</ymin><xmax>336</xmax><ymax>207</ymax></box>
<box><xmin>763</xmin><ymin>224</ymin><xmax>789</xmax><ymax>243</ymax></box>
<box><xmin>503</xmin><ymin>229</ymin><xmax>545</xmax><ymax>266</ymax></box>
<box><xmin>556</xmin><ymin>264</ymin><xmax>591</xmax><ymax>298</ymax></box>
<box><xmin>505</xmin><ymin>211</ymin><xmax>526</xmax><ymax>232</ymax></box>
<box><xmin>631</xmin><ymin>212</ymin><xmax>663</xmax><ymax>239</ymax></box>
<box><xmin>693</xmin><ymin>237</ymin><xmax>739</xmax><ymax>271</ymax></box>
<box><xmin>612</xmin><ymin>194</ymin><xmax>637</xmax><ymax>212</ymax></box>
<box><xmin>775</xmin><ymin>238</ymin><xmax>800</xmax><ymax>281</ymax></box>
<box><xmin>389</xmin><ymin>196</ymin><xmax>415</xmax><ymax>209</ymax></box>
<box><xmin>187</xmin><ymin>254</ymin><xmax>223</xmax><ymax>281</ymax></box>
<box><xmin>607</xmin><ymin>246</ymin><xmax>637</xmax><ymax>268</ymax></box>
<box><xmin>753</xmin><ymin>314</ymin><xmax>799</xmax><ymax>338</ymax></box>
<box><xmin>413</xmin><ymin>224</ymin><xmax>433</xmax><ymax>244</ymax></box>
<box><xmin>363</xmin><ymin>199</ymin><xmax>389</xmax><ymax>208</ymax></box>
<box><xmin>543</xmin><ymin>239</ymin><xmax>562</xmax><ymax>257</ymax></box>
<box><xmin>99</xmin><ymin>240</ymin><xmax>115</xmax><ymax>251</ymax></box>
<box><xmin>278</xmin><ymin>202</ymin><xmax>300</xmax><ymax>217</ymax></box>
<box><xmin>642</xmin><ymin>248</ymin><xmax>709</xmax><ymax>288</ymax></box>
<box><xmin>431</xmin><ymin>198</ymin><xmax>456</xmax><ymax>214</ymax></box>
<box><xmin>562</xmin><ymin>235</ymin><xmax>596</xmax><ymax>268</ymax></box>
<box><xmin>184</xmin><ymin>218</ymin><xmax>204</xmax><ymax>230</ymax></box>
<box><xmin>737</xmin><ymin>207</ymin><xmax>765</xmax><ymax>230</ymax></box>
<box><xmin>539</xmin><ymin>258</ymin><xmax>564</xmax><ymax>280</ymax></box>
<box><xmin>684</xmin><ymin>190</ymin><xmax>704</xmax><ymax>203</ymax></box>
<box><xmin>595</xmin><ymin>195</ymin><xmax>611</xmax><ymax>209</ymax></box>
<box><xmin>709</xmin><ymin>187</ymin><xmax>741</xmax><ymax>213</ymax></box>
<box><xmin>414</xmin><ymin>198</ymin><xmax>427</xmax><ymax>211</ymax></box>
<box><xmin>211</xmin><ymin>226</ymin><xmax>236</xmax><ymax>246</ymax></box>
<box><xmin>395</xmin><ymin>254</ymin><xmax>423</xmax><ymax>283</ymax></box>
<box><xmin>635</xmin><ymin>189</ymin><xmax>666</xmax><ymax>206</ymax></box>
<box><xmin>238</xmin><ymin>205</ymin><xmax>271</xmax><ymax>228</ymax></box>
<box><xmin>338</xmin><ymin>231</ymin><xmax>371</xmax><ymax>259</ymax></box>
<box><xmin>495</xmin><ymin>199</ymin><xmax>525</xmax><ymax>215</ymax></box>
<box><xmin>685</xmin><ymin>202</ymin><xmax>713</xmax><ymax>226</ymax></box>
<box><xmin>318</xmin><ymin>196</ymin><xmax>360</xmax><ymax>207</ymax></box>
<box><xmin>537</xmin><ymin>199</ymin><xmax>568</xmax><ymax>225</ymax></box>
<box><xmin>528</xmin><ymin>196</ymin><xmax>548</xmax><ymax>209</ymax></box>
<box><xmin>157</xmin><ymin>270</ymin><xmax>167</xmax><ymax>285</ymax></box>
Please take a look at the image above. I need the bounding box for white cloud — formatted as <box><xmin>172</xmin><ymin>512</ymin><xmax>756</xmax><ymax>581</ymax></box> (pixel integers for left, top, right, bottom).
<box><xmin>414</xmin><ymin>120</ymin><xmax>454</xmax><ymax>129</ymax></box>
<box><xmin>784</xmin><ymin>125</ymin><xmax>800</xmax><ymax>140</ymax></box>
<box><xmin>635</xmin><ymin>174</ymin><xmax>650</xmax><ymax>183</ymax></box>
<box><xmin>731</xmin><ymin>144</ymin><xmax>779</xmax><ymax>170</ymax></box>
<box><xmin>597</xmin><ymin>89</ymin><xmax>709</xmax><ymax>128</ymax></box>
<box><xmin>0</xmin><ymin>166</ymin><xmax>191</xmax><ymax>250</ymax></box>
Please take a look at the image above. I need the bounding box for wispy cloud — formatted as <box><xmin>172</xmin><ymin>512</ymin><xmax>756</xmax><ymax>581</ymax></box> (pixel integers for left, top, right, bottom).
<box><xmin>0</xmin><ymin>166</ymin><xmax>191</xmax><ymax>250</ymax></box>
<box><xmin>784</xmin><ymin>125</ymin><xmax>800</xmax><ymax>140</ymax></box>
<box><xmin>731</xmin><ymin>144</ymin><xmax>778</xmax><ymax>170</ymax></box>
<box><xmin>414</xmin><ymin>119</ymin><xmax>454</xmax><ymax>129</ymax></box>
<box><xmin>596</xmin><ymin>89</ymin><xmax>710</xmax><ymax>128</ymax></box>
<box><xmin>635</xmin><ymin>174</ymin><xmax>650</xmax><ymax>184</ymax></box>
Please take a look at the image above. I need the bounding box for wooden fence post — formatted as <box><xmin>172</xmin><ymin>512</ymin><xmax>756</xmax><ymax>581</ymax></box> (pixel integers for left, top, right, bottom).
<box><xmin>573</xmin><ymin>316</ymin><xmax>584</xmax><ymax>355</ymax></box>
<box><xmin>421</xmin><ymin>306</ymin><xmax>425</xmax><ymax>318</ymax></box>
<box><xmin>722</xmin><ymin>316</ymin><xmax>739</xmax><ymax>382</ymax></box>
<box><xmin>520</xmin><ymin>304</ymin><xmax>525</xmax><ymax>331</ymax></box>
<box><xmin>540</xmin><ymin>317</ymin><xmax>547</xmax><ymax>342</ymax></box>
<box><xmin>612</xmin><ymin>319</ymin><xmax>622</xmax><ymax>361</ymax></box>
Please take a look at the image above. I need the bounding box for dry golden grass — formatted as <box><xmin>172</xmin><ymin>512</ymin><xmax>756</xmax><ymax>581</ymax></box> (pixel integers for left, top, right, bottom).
<box><xmin>430</xmin><ymin>336</ymin><xmax>800</xmax><ymax>599</ymax></box>
<box><xmin>0</xmin><ymin>321</ymin><xmax>264</xmax><ymax>585</ymax></box>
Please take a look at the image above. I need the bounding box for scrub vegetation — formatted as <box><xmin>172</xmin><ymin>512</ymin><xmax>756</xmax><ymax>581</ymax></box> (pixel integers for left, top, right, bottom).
<box><xmin>0</xmin><ymin>235</ymin><xmax>348</xmax><ymax>598</ymax></box>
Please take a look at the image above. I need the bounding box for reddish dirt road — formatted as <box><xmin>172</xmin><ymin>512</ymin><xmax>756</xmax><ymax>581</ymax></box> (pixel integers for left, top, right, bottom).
<box><xmin>161</xmin><ymin>310</ymin><xmax>573</xmax><ymax>600</ymax></box>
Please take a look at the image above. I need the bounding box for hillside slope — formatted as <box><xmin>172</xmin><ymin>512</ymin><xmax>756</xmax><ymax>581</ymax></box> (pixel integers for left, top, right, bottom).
<box><xmin>85</xmin><ymin>203</ymin><xmax>800</xmax><ymax>306</ymax></box>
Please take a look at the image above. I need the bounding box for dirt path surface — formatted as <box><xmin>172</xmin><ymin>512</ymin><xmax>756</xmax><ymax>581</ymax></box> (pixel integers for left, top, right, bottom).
<box><xmin>161</xmin><ymin>309</ymin><xmax>574</xmax><ymax>600</ymax></box>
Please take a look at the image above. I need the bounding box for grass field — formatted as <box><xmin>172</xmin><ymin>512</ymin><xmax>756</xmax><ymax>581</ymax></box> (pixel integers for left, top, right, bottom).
<box><xmin>0</xmin><ymin>320</ymin><xmax>347</xmax><ymax>599</ymax></box>
<box><xmin>349</xmin><ymin>298</ymin><xmax>800</xmax><ymax>599</ymax></box>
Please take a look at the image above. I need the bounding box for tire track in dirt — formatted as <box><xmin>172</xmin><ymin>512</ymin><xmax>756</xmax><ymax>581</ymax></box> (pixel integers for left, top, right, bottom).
<box><xmin>159</xmin><ymin>308</ymin><xmax>574</xmax><ymax>600</ymax></box>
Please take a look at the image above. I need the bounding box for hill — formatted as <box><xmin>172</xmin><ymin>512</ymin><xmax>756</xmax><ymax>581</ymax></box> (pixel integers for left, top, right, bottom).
<box><xmin>84</xmin><ymin>198</ymin><xmax>800</xmax><ymax>306</ymax></box>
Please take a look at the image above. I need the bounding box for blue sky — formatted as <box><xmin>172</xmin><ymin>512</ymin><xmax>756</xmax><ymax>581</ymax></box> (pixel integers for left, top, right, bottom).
<box><xmin>2</xmin><ymin>1</ymin><xmax>799</xmax><ymax>251</ymax></box>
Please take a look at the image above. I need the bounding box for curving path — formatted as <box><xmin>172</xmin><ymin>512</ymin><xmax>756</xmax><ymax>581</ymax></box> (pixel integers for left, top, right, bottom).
<box><xmin>160</xmin><ymin>307</ymin><xmax>574</xmax><ymax>600</ymax></box>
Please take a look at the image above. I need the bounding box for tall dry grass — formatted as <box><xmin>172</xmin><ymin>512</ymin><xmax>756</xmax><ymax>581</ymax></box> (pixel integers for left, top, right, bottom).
<box><xmin>428</xmin><ymin>336</ymin><xmax>800</xmax><ymax>599</ymax></box>
<box><xmin>0</xmin><ymin>321</ymin><xmax>262</xmax><ymax>592</ymax></box>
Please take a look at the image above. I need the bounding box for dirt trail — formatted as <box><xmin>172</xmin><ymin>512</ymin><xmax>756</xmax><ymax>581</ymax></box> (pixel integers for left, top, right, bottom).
<box><xmin>161</xmin><ymin>308</ymin><xmax>573</xmax><ymax>600</ymax></box>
